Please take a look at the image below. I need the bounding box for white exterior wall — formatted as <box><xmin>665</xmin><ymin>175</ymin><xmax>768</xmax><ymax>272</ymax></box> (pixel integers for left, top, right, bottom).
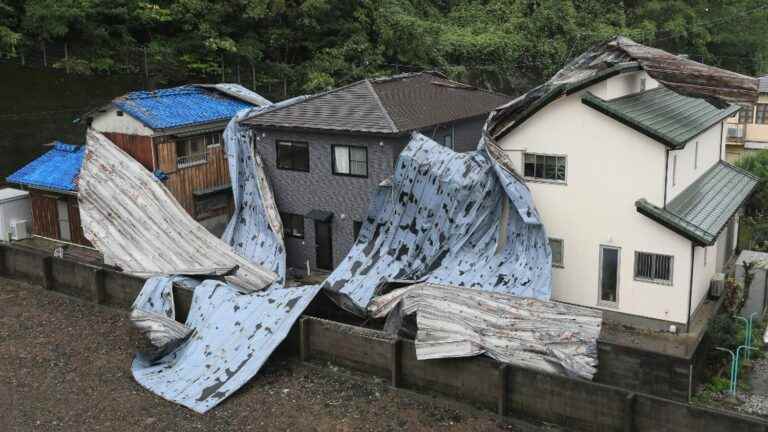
<box><xmin>497</xmin><ymin>72</ymin><xmax>730</xmax><ymax>324</ymax></box>
<box><xmin>90</xmin><ymin>107</ymin><xmax>154</xmax><ymax>136</ymax></box>
<box><xmin>666</xmin><ymin>124</ymin><xmax>725</xmax><ymax>203</ymax></box>
<box><xmin>0</xmin><ymin>192</ymin><xmax>31</xmax><ymax>242</ymax></box>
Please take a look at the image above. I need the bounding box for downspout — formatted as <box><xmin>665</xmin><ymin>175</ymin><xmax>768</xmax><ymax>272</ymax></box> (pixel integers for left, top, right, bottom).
<box><xmin>687</xmin><ymin>242</ymin><xmax>695</xmax><ymax>332</ymax></box>
<box><xmin>663</xmin><ymin>149</ymin><xmax>669</xmax><ymax>207</ymax></box>
<box><xmin>719</xmin><ymin>121</ymin><xmax>724</xmax><ymax>161</ymax></box>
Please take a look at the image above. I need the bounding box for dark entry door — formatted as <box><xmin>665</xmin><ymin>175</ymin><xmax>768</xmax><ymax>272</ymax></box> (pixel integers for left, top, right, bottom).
<box><xmin>315</xmin><ymin>221</ymin><xmax>333</xmax><ymax>270</ymax></box>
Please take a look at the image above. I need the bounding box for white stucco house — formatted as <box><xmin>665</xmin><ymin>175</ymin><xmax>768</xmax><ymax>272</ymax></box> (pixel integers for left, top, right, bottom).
<box><xmin>495</xmin><ymin>68</ymin><xmax>758</xmax><ymax>331</ymax></box>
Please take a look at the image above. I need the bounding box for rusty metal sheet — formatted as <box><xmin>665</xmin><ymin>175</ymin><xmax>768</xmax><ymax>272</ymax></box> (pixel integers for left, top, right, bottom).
<box><xmin>78</xmin><ymin>130</ymin><xmax>278</xmax><ymax>292</ymax></box>
<box><xmin>369</xmin><ymin>283</ymin><xmax>602</xmax><ymax>380</ymax></box>
<box><xmin>321</xmin><ymin>133</ymin><xmax>551</xmax><ymax>316</ymax></box>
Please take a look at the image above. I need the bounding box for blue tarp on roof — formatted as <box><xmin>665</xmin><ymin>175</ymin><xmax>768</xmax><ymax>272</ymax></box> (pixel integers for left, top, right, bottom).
<box><xmin>114</xmin><ymin>86</ymin><xmax>254</xmax><ymax>130</ymax></box>
<box><xmin>7</xmin><ymin>142</ymin><xmax>84</xmax><ymax>192</ymax></box>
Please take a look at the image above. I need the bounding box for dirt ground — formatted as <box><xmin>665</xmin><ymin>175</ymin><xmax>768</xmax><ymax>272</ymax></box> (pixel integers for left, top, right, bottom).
<box><xmin>0</xmin><ymin>277</ymin><xmax>552</xmax><ymax>432</ymax></box>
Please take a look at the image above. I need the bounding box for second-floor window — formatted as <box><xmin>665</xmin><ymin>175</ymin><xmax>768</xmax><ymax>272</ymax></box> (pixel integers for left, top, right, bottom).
<box><xmin>549</xmin><ymin>238</ymin><xmax>564</xmax><ymax>267</ymax></box>
<box><xmin>739</xmin><ymin>105</ymin><xmax>754</xmax><ymax>124</ymax></box>
<box><xmin>333</xmin><ymin>145</ymin><xmax>368</xmax><ymax>177</ymax></box>
<box><xmin>276</xmin><ymin>140</ymin><xmax>309</xmax><ymax>171</ymax></box>
<box><xmin>177</xmin><ymin>135</ymin><xmax>207</xmax><ymax>168</ymax></box>
<box><xmin>756</xmin><ymin>104</ymin><xmax>768</xmax><ymax>124</ymax></box>
<box><xmin>523</xmin><ymin>153</ymin><xmax>566</xmax><ymax>182</ymax></box>
<box><xmin>634</xmin><ymin>252</ymin><xmax>673</xmax><ymax>284</ymax></box>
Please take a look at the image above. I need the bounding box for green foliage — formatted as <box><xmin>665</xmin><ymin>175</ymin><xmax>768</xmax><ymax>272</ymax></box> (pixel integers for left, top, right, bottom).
<box><xmin>737</xmin><ymin>150</ymin><xmax>768</xmax><ymax>217</ymax></box>
<box><xmin>1</xmin><ymin>0</ymin><xmax>767</xmax><ymax>97</ymax></box>
<box><xmin>723</xmin><ymin>277</ymin><xmax>746</xmax><ymax>315</ymax></box>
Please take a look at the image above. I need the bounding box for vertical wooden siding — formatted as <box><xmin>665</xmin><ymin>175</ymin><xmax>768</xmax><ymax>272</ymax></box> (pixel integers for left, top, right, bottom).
<box><xmin>29</xmin><ymin>190</ymin><xmax>90</xmax><ymax>246</ymax></box>
<box><xmin>103</xmin><ymin>132</ymin><xmax>155</xmax><ymax>171</ymax></box>
<box><xmin>30</xmin><ymin>191</ymin><xmax>59</xmax><ymax>239</ymax></box>
<box><xmin>155</xmin><ymin>138</ymin><xmax>231</xmax><ymax>216</ymax></box>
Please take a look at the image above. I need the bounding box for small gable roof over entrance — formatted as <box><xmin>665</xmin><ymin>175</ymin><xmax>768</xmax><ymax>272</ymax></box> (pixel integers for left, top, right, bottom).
<box><xmin>636</xmin><ymin>161</ymin><xmax>758</xmax><ymax>245</ymax></box>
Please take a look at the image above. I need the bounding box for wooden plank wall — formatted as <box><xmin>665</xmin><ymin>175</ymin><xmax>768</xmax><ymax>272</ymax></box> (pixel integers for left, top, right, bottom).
<box><xmin>155</xmin><ymin>137</ymin><xmax>231</xmax><ymax>216</ymax></box>
<box><xmin>103</xmin><ymin>132</ymin><xmax>155</xmax><ymax>171</ymax></box>
<box><xmin>30</xmin><ymin>191</ymin><xmax>58</xmax><ymax>239</ymax></box>
<box><xmin>29</xmin><ymin>190</ymin><xmax>90</xmax><ymax>246</ymax></box>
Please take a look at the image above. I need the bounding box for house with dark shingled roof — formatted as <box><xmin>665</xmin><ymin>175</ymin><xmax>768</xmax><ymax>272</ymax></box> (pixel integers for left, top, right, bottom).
<box><xmin>242</xmin><ymin>72</ymin><xmax>510</xmax><ymax>272</ymax></box>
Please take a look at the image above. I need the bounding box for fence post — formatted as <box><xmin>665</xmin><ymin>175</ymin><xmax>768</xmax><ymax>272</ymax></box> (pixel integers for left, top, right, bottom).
<box><xmin>299</xmin><ymin>317</ymin><xmax>310</xmax><ymax>362</ymax></box>
<box><xmin>497</xmin><ymin>364</ymin><xmax>510</xmax><ymax>418</ymax></box>
<box><xmin>90</xmin><ymin>268</ymin><xmax>105</xmax><ymax>304</ymax></box>
<box><xmin>624</xmin><ymin>392</ymin><xmax>636</xmax><ymax>432</ymax></box>
<box><xmin>390</xmin><ymin>338</ymin><xmax>401</xmax><ymax>388</ymax></box>
<box><xmin>0</xmin><ymin>245</ymin><xmax>6</xmax><ymax>277</ymax></box>
<box><xmin>40</xmin><ymin>256</ymin><xmax>52</xmax><ymax>290</ymax></box>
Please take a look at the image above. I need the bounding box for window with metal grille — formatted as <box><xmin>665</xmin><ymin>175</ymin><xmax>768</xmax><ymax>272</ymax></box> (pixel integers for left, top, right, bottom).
<box><xmin>524</xmin><ymin>153</ymin><xmax>566</xmax><ymax>182</ymax></box>
<box><xmin>756</xmin><ymin>104</ymin><xmax>768</xmax><ymax>125</ymax></box>
<box><xmin>276</xmin><ymin>140</ymin><xmax>310</xmax><ymax>171</ymax></box>
<box><xmin>332</xmin><ymin>145</ymin><xmax>368</xmax><ymax>177</ymax></box>
<box><xmin>280</xmin><ymin>212</ymin><xmax>305</xmax><ymax>238</ymax></box>
<box><xmin>634</xmin><ymin>252</ymin><xmax>673</xmax><ymax>284</ymax></box>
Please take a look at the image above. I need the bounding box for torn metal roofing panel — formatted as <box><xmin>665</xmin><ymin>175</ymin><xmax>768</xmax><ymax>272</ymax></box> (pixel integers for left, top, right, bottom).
<box><xmin>582</xmin><ymin>87</ymin><xmax>741</xmax><ymax>149</ymax></box>
<box><xmin>132</xmin><ymin>277</ymin><xmax>319</xmax><ymax>413</ymax></box>
<box><xmin>243</xmin><ymin>72</ymin><xmax>509</xmax><ymax>134</ymax></box>
<box><xmin>78</xmin><ymin>130</ymin><xmax>278</xmax><ymax>291</ymax></box>
<box><xmin>636</xmin><ymin>161</ymin><xmax>759</xmax><ymax>245</ymax></box>
<box><xmin>488</xmin><ymin>36</ymin><xmax>758</xmax><ymax>140</ymax></box>
<box><xmin>321</xmin><ymin>133</ymin><xmax>551</xmax><ymax>316</ymax></box>
<box><xmin>6</xmin><ymin>142</ymin><xmax>84</xmax><ymax>193</ymax></box>
<box><xmin>113</xmin><ymin>85</ymin><xmax>259</xmax><ymax>131</ymax></box>
<box><xmin>221</xmin><ymin>107</ymin><xmax>286</xmax><ymax>281</ymax></box>
<box><xmin>193</xmin><ymin>83</ymin><xmax>272</xmax><ymax>107</ymax></box>
<box><xmin>369</xmin><ymin>283</ymin><xmax>602</xmax><ymax>380</ymax></box>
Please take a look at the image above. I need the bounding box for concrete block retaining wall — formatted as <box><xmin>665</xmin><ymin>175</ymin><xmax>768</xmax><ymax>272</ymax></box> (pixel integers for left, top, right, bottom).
<box><xmin>1</xmin><ymin>242</ymin><xmax>767</xmax><ymax>431</ymax></box>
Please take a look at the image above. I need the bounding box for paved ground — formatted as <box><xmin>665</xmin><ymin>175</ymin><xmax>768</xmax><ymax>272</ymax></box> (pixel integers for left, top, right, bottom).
<box><xmin>0</xmin><ymin>277</ymin><xmax>550</xmax><ymax>431</ymax></box>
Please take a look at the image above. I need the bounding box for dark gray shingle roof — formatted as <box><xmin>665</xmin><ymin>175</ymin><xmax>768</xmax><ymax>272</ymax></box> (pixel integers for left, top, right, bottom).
<box><xmin>636</xmin><ymin>162</ymin><xmax>758</xmax><ymax>245</ymax></box>
<box><xmin>242</xmin><ymin>72</ymin><xmax>510</xmax><ymax>134</ymax></box>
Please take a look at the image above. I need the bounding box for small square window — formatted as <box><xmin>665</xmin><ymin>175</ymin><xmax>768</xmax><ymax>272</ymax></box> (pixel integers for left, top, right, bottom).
<box><xmin>277</xmin><ymin>141</ymin><xmax>310</xmax><ymax>172</ymax></box>
<box><xmin>332</xmin><ymin>145</ymin><xmax>368</xmax><ymax>177</ymax></box>
<box><xmin>549</xmin><ymin>238</ymin><xmax>564</xmax><ymax>267</ymax></box>
<box><xmin>281</xmin><ymin>212</ymin><xmax>305</xmax><ymax>238</ymax></box>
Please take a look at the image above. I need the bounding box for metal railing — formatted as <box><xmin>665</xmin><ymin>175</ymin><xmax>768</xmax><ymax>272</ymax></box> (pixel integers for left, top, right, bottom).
<box><xmin>177</xmin><ymin>152</ymin><xmax>208</xmax><ymax>169</ymax></box>
<box><xmin>727</xmin><ymin>124</ymin><xmax>746</xmax><ymax>140</ymax></box>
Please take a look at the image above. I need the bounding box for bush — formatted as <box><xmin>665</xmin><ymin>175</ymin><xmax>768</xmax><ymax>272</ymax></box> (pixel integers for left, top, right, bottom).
<box><xmin>723</xmin><ymin>278</ymin><xmax>746</xmax><ymax>315</ymax></box>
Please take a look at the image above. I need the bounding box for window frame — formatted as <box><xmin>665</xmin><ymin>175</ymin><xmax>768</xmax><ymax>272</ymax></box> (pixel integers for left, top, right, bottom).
<box><xmin>276</xmin><ymin>140</ymin><xmax>310</xmax><ymax>172</ymax></box>
<box><xmin>633</xmin><ymin>251</ymin><xmax>674</xmax><ymax>285</ymax></box>
<box><xmin>280</xmin><ymin>212</ymin><xmax>305</xmax><ymax>239</ymax></box>
<box><xmin>598</xmin><ymin>245</ymin><xmax>621</xmax><ymax>308</ymax></box>
<box><xmin>331</xmin><ymin>144</ymin><xmax>368</xmax><ymax>178</ymax></box>
<box><xmin>523</xmin><ymin>152</ymin><xmax>567</xmax><ymax>184</ymax></box>
<box><xmin>756</xmin><ymin>104</ymin><xmax>768</xmax><ymax>125</ymax></box>
<box><xmin>739</xmin><ymin>105</ymin><xmax>754</xmax><ymax>124</ymax></box>
<box><xmin>549</xmin><ymin>238</ymin><xmax>564</xmax><ymax>268</ymax></box>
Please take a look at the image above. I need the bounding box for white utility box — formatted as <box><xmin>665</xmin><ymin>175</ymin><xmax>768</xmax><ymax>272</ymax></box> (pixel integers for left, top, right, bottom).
<box><xmin>0</xmin><ymin>188</ymin><xmax>31</xmax><ymax>241</ymax></box>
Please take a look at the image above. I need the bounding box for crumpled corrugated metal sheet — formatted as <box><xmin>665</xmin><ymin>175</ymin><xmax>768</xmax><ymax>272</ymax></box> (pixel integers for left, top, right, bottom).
<box><xmin>79</xmin><ymin>126</ymin><xmax>322</xmax><ymax>413</ymax></box>
<box><xmin>132</xmin><ymin>277</ymin><xmax>319</xmax><ymax>413</ymax></box>
<box><xmin>221</xmin><ymin>107</ymin><xmax>286</xmax><ymax>282</ymax></box>
<box><xmin>488</xmin><ymin>36</ymin><xmax>758</xmax><ymax>139</ymax></box>
<box><xmin>322</xmin><ymin>133</ymin><xmax>551</xmax><ymax>316</ymax></box>
<box><xmin>369</xmin><ymin>283</ymin><xmax>602</xmax><ymax>380</ymax></box>
<box><xmin>78</xmin><ymin>130</ymin><xmax>277</xmax><ymax>292</ymax></box>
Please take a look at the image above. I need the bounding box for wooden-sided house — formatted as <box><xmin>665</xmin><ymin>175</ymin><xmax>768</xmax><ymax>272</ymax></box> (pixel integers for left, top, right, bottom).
<box><xmin>6</xmin><ymin>142</ymin><xmax>90</xmax><ymax>246</ymax></box>
<box><xmin>83</xmin><ymin>84</ymin><xmax>271</xmax><ymax>233</ymax></box>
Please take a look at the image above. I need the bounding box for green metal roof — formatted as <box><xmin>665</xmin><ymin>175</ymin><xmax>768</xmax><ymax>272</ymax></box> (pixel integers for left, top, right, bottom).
<box><xmin>636</xmin><ymin>161</ymin><xmax>758</xmax><ymax>245</ymax></box>
<box><xmin>583</xmin><ymin>87</ymin><xmax>741</xmax><ymax>149</ymax></box>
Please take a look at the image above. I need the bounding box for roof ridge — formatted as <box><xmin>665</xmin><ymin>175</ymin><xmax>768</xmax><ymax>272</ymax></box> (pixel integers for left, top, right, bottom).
<box><xmin>367</xmin><ymin>80</ymin><xmax>399</xmax><ymax>133</ymax></box>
